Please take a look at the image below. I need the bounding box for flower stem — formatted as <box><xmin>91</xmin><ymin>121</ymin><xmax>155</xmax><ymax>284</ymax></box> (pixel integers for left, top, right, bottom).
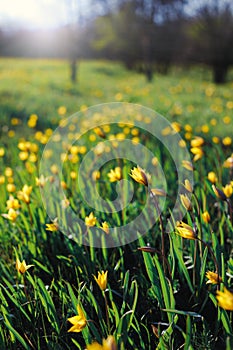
<box><xmin>104</xmin><ymin>291</ymin><xmax>110</xmax><ymax>334</ymax></box>
<box><xmin>150</xmin><ymin>189</ymin><xmax>166</xmax><ymax>272</ymax></box>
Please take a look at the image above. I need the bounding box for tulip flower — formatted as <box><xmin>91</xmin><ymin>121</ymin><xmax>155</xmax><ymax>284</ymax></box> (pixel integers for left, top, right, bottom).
<box><xmin>2</xmin><ymin>208</ymin><xmax>19</xmax><ymax>222</ymax></box>
<box><xmin>107</xmin><ymin>167</ymin><xmax>122</xmax><ymax>182</ymax></box>
<box><xmin>85</xmin><ymin>212</ymin><xmax>97</xmax><ymax>227</ymax></box>
<box><xmin>87</xmin><ymin>335</ymin><xmax>117</xmax><ymax>350</ymax></box>
<box><xmin>94</xmin><ymin>270</ymin><xmax>108</xmax><ymax>291</ymax></box>
<box><xmin>175</xmin><ymin>221</ymin><xmax>196</xmax><ymax>240</ymax></box>
<box><xmin>16</xmin><ymin>258</ymin><xmax>34</xmax><ymax>274</ymax></box>
<box><xmin>17</xmin><ymin>185</ymin><xmax>32</xmax><ymax>204</ymax></box>
<box><xmin>216</xmin><ymin>288</ymin><xmax>233</xmax><ymax>311</ymax></box>
<box><xmin>206</xmin><ymin>271</ymin><xmax>222</xmax><ymax>284</ymax></box>
<box><xmin>67</xmin><ymin>305</ymin><xmax>87</xmax><ymax>332</ymax></box>
<box><xmin>101</xmin><ymin>221</ymin><xmax>109</xmax><ymax>234</ymax></box>
<box><xmin>202</xmin><ymin>211</ymin><xmax>210</xmax><ymax>223</ymax></box>
<box><xmin>212</xmin><ymin>185</ymin><xmax>227</xmax><ymax>201</ymax></box>
<box><xmin>180</xmin><ymin>194</ymin><xmax>192</xmax><ymax>211</ymax></box>
<box><xmin>129</xmin><ymin>166</ymin><xmax>149</xmax><ymax>186</ymax></box>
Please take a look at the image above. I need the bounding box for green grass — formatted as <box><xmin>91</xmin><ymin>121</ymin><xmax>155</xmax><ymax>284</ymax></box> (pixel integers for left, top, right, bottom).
<box><xmin>0</xmin><ymin>58</ymin><xmax>232</xmax><ymax>137</ymax></box>
<box><xmin>0</xmin><ymin>58</ymin><xmax>232</xmax><ymax>349</ymax></box>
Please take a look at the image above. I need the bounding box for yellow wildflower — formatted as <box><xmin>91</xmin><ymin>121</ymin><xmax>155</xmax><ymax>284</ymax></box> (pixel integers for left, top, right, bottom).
<box><xmin>94</xmin><ymin>127</ymin><xmax>106</xmax><ymax>139</ymax></box>
<box><xmin>206</xmin><ymin>271</ymin><xmax>222</xmax><ymax>284</ymax></box>
<box><xmin>107</xmin><ymin>167</ymin><xmax>122</xmax><ymax>182</ymax></box>
<box><xmin>70</xmin><ymin>171</ymin><xmax>77</xmax><ymax>180</ymax></box>
<box><xmin>223</xmin><ymin>153</ymin><xmax>233</xmax><ymax>168</ymax></box>
<box><xmin>2</xmin><ymin>208</ymin><xmax>18</xmax><ymax>222</ymax></box>
<box><xmin>46</xmin><ymin>218</ymin><xmax>59</xmax><ymax>231</ymax></box>
<box><xmin>202</xmin><ymin>211</ymin><xmax>210</xmax><ymax>223</ymax></box>
<box><xmin>6</xmin><ymin>195</ymin><xmax>20</xmax><ymax>210</ymax></box>
<box><xmin>16</xmin><ymin>258</ymin><xmax>34</xmax><ymax>274</ymax></box>
<box><xmin>129</xmin><ymin>166</ymin><xmax>149</xmax><ymax>186</ymax></box>
<box><xmin>101</xmin><ymin>221</ymin><xmax>109</xmax><ymax>234</ymax></box>
<box><xmin>92</xmin><ymin>170</ymin><xmax>101</xmax><ymax>181</ymax></box>
<box><xmin>6</xmin><ymin>183</ymin><xmax>16</xmax><ymax>193</ymax></box>
<box><xmin>175</xmin><ymin>221</ymin><xmax>196</xmax><ymax>240</ymax></box>
<box><xmin>87</xmin><ymin>336</ymin><xmax>117</xmax><ymax>350</ymax></box>
<box><xmin>94</xmin><ymin>270</ymin><xmax>108</xmax><ymax>291</ymax></box>
<box><xmin>190</xmin><ymin>147</ymin><xmax>203</xmax><ymax>162</ymax></box>
<box><xmin>17</xmin><ymin>185</ymin><xmax>32</xmax><ymax>204</ymax></box>
<box><xmin>207</xmin><ymin>172</ymin><xmax>218</xmax><ymax>184</ymax></box>
<box><xmin>18</xmin><ymin>151</ymin><xmax>29</xmax><ymax>161</ymax></box>
<box><xmin>151</xmin><ymin>188</ymin><xmax>166</xmax><ymax>197</ymax></box>
<box><xmin>67</xmin><ymin>305</ymin><xmax>87</xmax><ymax>332</ymax></box>
<box><xmin>222</xmin><ymin>184</ymin><xmax>232</xmax><ymax>198</ymax></box>
<box><xmin>5</xmin><ymin>167</ymin><xmax>13</xmax><ymax>177</ymax></box>
<box><xmin>35</xmin><ymin>175</ymin><xmax>48</xmax><ymax>188</ymax></box>
<box><xmin>180</xmin><ymin>194</ymin><xmax>192</xmax><ymax>211</ymax></box>
<box><xmin>216</xmin><ymin>288</ymin><xmax>233</xmax><ymax>311</ymax></box>
<box><xmin>222</xmin><ymin>137</ymin><xmax>232</xmax><ymax>146</ymax></box>
<box><xmin>182</xmin><ymin>160</ymin><xmax>193</xmax><ymax>171</ymax></box>
<box><xmin>183</xmin><ymin>179</ymin><xmax>193</xmax><ymax>193</ymax></box>
<box><xmin>85</xmin><ymin>212</ymin><xmax>97</xmax><ymax>227</ymax></box>
<box><xmin>58</xmin><ymin>106</ymin><xmax>67</xmax><ymax>115</ymax></box>
<box><xmin>212</xmin><ymin>185</ymin><xmax>227</xmax><ymax>201</ymax></box>
<box><xmin>191</xmin><ymin>136</ymin><xmax>204</xmax><ymax>148</ymax></box>
<box><xmin>0</xmin><ymin>175</ymin><xmax>5</xmax><ymax>184</ymax></box>
<box><xmin>0</xmin><ymin>147</ymin><xmax>5</xmax><ymax>157</ymax></box>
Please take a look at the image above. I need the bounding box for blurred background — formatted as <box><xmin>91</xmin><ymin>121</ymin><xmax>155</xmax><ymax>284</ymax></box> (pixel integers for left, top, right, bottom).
<box><xmin>1</xmin><ymin>0</ymin><xmax>233</xmax><ymax>84</ymax></box>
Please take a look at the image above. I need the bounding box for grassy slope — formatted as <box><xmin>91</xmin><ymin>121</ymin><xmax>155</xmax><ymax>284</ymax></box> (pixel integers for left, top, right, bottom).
<box><xmin>0</xmin><ymin>58</ymin><xmax>232</xmax><ymax>137</ymax></box>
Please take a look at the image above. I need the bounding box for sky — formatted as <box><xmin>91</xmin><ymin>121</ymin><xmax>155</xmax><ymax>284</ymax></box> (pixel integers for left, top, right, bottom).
<box><xmin>0</xmin><ymin>0</ymin><xmax>88</xmax><ymax>30</ymax></box>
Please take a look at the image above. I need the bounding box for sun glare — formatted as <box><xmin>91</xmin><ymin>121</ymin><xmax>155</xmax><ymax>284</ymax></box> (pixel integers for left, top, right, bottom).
<box><xmin>0</xmin><ymin>0</ymin><xmax>67</xmax><ymax>29</ymax></box>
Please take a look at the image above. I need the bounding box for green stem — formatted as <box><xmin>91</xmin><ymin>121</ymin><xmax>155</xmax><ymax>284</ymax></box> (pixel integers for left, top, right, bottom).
<box><xmin>104</xmin><ymin>291</ymin><xmax>110</xmax><ymax>334</ymax></box>
<box><xmin>150</xmin><ymin>189</ymin><xmax>166</xmax><ymax>272</ymax></box>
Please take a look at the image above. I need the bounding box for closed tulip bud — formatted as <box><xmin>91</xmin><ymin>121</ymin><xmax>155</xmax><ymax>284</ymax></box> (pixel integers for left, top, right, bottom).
<box><xmin>180</xmin><ymin>194</ymin><xmax>192</xmax><ymax>211</ymax></box>
<box><xmin>202</xmin><ymin>211</ymin><xmax>210</xmax><ymax>223</ymax></box>
<box><xmin>183</xmin><ymin>179</ymin><xmax>193</xmax><ymax>193</ymax></box>
<box><xmin>208</xmin><ymin>171</ymin><xmax>218</xmax><ymax>184</ymax></box>
<box><xmin>191</xmin><ymin>136</ymin><xmax>204</xmax><ymax>147</ymax></box>
<box><xmin>212</xmin><ymin>185</ymin><xmax>227</xmax><ymax>201</ymax></box>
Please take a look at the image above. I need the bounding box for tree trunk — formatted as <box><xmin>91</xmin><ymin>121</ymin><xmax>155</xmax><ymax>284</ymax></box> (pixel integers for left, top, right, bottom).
<box><xmin>213</xmin><ymin>65</ymin><xmax>228</xmax><ymax>84</ymax></box>
<box><xmin>70</xmin><ymin>59</ymin><xmax>77</xmax><ymax>83</ymax></box>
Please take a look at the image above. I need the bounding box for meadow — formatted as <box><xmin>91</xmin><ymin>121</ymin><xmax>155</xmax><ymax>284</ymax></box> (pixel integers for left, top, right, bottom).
<box><xmin>0</xmin><ymin>58</ymin><xmax>232</xmax><ymax>350</ymax></box>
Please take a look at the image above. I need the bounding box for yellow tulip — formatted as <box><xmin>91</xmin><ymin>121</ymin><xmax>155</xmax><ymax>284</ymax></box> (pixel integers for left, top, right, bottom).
<box><xmin>107</xmin><ymin>167</ymin><xmax>122</xmax><ymax>182</ymax></box>
<box><xmin>191</xmin><ymin>136</ymin><xmax>204</xmax><ymax>147</ymax></box>
<box><xmin>67</xmin><ymin>305</ymin><xmax>87</xmax><ymax>332</ymax></box>
<box><xmin>17</xmin><ymin>185</ymin><xmax>32</xmax><ymax>204</ymax></box>
<box><xmin>222</xmin><ymin>184</ymin><xmax>232</xmax><ymax>198</ymax></box>
<box><xmin>6</xmin><ymin>195</ymin><xmax>20</xmax><ymax>210</ymax></box>
<box><xmin>6</xmin><ymin>183</ymin><xmax>16</xmax><ymax>193</ymax></box>
<box><xmin>175</xmin><ymin>221</ymin><xmax>196</xmax><ymax>240</ymax></box>
<box><xmin>129</xmin><ymin>166</ymin><xmax>149</xmax><ymax>186</ymax></box>
<box><xmin>182</xmin><ymin>160</ymin><xmax>194</xmax><ymax>171</ymax></box>
<box><xmin>216</xmin><ymin>288</ymin><xmax>233</xmax><ymax>311</ymax></box>
<box><xmin>183</xmin><ymin>179</ymin><xmax>193</xmax><ymax>193</ymax></box>
<box><xmin>190</xmin><ymin>147</ymin><xmax>203</xmax><ymax>162</ymax></box>
<box><xmin>2</xmin><ymin>208</ymin><xmax>18</xmax><ymax>222</ymax></box>
<box><xmin>94</xmin><ymin>270</ymin><xmax>108</xmax><ymax>291</ymax></box>
<box><xmin>46</xmin><ymin>218</ymin><xmax>59</xmax><ymax>231</ymax></box>
<box><xmin>202</xmin><ymin>211</ymin><xmax>210</xmax><ymax>223</ymax></box>
<box><xmin>212</xmin><ymin>185</ymin><xmax>227</xmax><ymax>201</ymax></box>
<box><xmin>223</xmin><ymin>153</ymin><xmax>233</xmax><ymax>168</ymax></box>
<box><xmin>101</xmin><ymin>221</ymin><xmax>109</xmax><ymax>234</ymax></box>
<box><xmin>180</xmin><ymin>194</ymin><xmax>192</xmax><ymax>211</ymax></box>
<box><xmin>206</xmin><ymin>271</ymin><xmax>222</xmax><ymax>284</ymax></box>
<box><xmin>16</xmin><ymin>258</ymin><xmax>34</xmax><ymax>274</ymax></box>
<box><xmin>87</xmin><ymin>336</ymin><xmax>117</xmax><ymax>350</ymax></box>
<box><xmin>207</xmin><ymin>171</ymin><xmax>218</xmax><ymax>184</ymax></box>
<box><xmin>85</xmin><ymin>212</ymin><xmax>97</xmax><ymax>227</ymax></box>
